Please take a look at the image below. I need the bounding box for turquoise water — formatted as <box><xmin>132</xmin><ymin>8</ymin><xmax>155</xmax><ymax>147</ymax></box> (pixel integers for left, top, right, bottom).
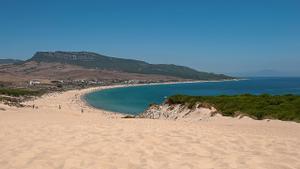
<box><xmin>85</xmin><ymin>77</ymin><xmax>300</xmax><ymax>115</ymax></box>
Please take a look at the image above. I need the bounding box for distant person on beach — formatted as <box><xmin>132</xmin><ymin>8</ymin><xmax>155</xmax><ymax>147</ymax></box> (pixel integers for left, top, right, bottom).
<box><xmin>59</xmin><ymin>105</ymin><xmax>61</xmax><ymax>109</ymax></box>
<box><xmin>81</xmin><ymin>108</ymin><xmax>84</xmax><ymax>113</ymax></box>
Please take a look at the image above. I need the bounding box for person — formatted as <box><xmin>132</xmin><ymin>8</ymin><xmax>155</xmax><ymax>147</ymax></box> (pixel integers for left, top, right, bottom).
<box><xmin>81</xmin><ymin>108</ymin><xmax>84</xmax><ymax>113</ymax></box>
<box><xmin>59</xmin><ymin>105</ymin><xmax>61</xmax><ymax>109</ymax></box>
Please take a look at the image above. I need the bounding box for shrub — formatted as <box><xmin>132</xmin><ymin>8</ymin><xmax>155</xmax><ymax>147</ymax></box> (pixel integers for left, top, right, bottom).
<box><xmin>0</xmin><ymin>88</ymin><xmax>43</xmax><ymax>97</ymax></box>
<box><xmin>167</xmin><ymin>94</ymin><xmax>300</xmax><ymax>122</ymax></box>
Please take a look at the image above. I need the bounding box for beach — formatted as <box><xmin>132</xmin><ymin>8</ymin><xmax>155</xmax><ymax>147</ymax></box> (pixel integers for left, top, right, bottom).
<box><xmin>1</xmin><ymin>85</ymin><xmax>300</xmax><ymax>169</ymax></box>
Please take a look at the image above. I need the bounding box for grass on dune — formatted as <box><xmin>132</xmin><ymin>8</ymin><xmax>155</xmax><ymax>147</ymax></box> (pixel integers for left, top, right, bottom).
<box><xmin>167</xmin><ymin>94</ymin><xmax>300</xmax><ymax>122</ymax></box>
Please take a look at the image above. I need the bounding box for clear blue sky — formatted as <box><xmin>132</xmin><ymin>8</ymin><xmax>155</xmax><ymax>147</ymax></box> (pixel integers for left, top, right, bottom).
<box><xmin>1</xmin><ymin>0</ymin><xmax>299</xmax><ymax>75</ymax></box>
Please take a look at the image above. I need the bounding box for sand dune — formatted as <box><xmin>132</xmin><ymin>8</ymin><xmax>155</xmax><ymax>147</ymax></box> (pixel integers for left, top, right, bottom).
<box><xmin>0</xmin><ymin>86</ymin><xmax>300</xmax><ymax>169</ymax></box>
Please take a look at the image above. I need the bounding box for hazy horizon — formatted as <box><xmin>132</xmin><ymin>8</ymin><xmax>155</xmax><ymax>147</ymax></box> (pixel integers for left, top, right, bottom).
<box><xmin>1</xmin><ymin>0</ymin><xmax>299</xmax><ymax>76</ymax></box>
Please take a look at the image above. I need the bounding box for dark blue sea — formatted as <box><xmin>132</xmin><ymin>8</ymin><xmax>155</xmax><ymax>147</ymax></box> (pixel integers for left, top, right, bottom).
<box><xmin>85</xmin><ymin>77</ymin><xmax>300</xmax><ymax>115</ymax></box>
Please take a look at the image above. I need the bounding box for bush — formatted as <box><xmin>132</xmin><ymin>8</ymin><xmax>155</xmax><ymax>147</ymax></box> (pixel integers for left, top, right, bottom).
<box><xmin>0</xmin><ymin>88</ymin><xmax>43</xmax><ymax>97</ymax></box>
<box><xmin>167</xmin><ymin>94</ymin><xmax>300</xmax><ymax>122</ymax></box>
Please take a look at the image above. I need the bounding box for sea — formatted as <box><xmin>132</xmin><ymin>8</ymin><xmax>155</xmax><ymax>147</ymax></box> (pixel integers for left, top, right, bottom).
<box><xmin>85</xmin><ymin>77</ymin><xmax>300</xmax><ymax>115</ymax></box>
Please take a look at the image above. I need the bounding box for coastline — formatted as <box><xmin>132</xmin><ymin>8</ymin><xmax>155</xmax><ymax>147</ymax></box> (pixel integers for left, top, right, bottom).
<box><xmin>80</xmin><ymin>78</ymin><xmax>243</xmax><ymax>115</ymax></box>
<box><xmin>1</xmin><ymin>79</ymin><xmax>300</xmax><ymax>169</ymax></box>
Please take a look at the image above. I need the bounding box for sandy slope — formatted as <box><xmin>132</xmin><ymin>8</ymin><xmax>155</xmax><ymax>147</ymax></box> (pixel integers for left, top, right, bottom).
<box><xmin>0</xmin><ymin>86</ymin><xmax>300</xmax><ymax>169</ymax></box>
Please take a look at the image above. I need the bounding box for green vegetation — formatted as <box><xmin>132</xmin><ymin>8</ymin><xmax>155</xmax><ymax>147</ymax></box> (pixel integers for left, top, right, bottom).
<box><xmin>0</xmin><ymin>88</ymin><xmax>43</xmax><ymax>97</ymax></box>
<box><xmin>0</xmin><ymin>88</ymin><xmax>44</xmax><ymax>107</ymax></box>
<box><xmin>167</xmin><ymin>94</ymin><xmax>300</xmax><ymax>122</ymax></box>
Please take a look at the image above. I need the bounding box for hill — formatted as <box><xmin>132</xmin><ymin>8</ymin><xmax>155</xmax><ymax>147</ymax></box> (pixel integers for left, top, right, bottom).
<box><xmin>230</xmin><ymin>69</ymin><xmax>288</xmax><ymax>77</ymax></box>
<box><xmin>28</xmin><ymin>51</ymin><xmax>232</xmax><ymax>80</ymax></box>
<box><xmin>0</xmin><ymin>61</ymin><xmax>182</xmax><ymax>84</ymax></box>
<box><xmin>0</xmin><ymin>59</ymin><xmax>22</xmax><ymax>65</ymax></box>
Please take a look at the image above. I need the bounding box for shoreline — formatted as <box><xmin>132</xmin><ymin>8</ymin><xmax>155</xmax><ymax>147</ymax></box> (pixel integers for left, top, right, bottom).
<box><xmin>1</xmin><ymin>79</ymin><xmax>300</xmax><ymax>169</ymax></box>
<box><xmin>80</xmin><ymin>78</ymin><xmax>243</xmax><ymax>115</ymax></box>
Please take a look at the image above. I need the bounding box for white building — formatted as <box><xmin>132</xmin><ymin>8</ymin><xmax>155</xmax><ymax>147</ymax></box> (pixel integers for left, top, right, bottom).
<box><xmin>29</xmin><ymin>80</ymin><xmax>41</xmax><ymax>86</ymax></box>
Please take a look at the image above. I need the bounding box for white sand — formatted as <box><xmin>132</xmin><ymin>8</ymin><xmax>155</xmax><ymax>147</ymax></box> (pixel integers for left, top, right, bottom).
<box><xmin>0</xmin><ymin>85</ymin><xmax>300</xmax><ymax>169</ymax></box>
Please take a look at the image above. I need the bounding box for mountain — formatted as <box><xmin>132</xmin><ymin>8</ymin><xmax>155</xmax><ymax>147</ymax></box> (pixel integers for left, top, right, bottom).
<box><xmin>28</xmin><ymin>51</ymin><xmax>232</xmax><ymax>80</ymax></box>
<box><xmin>230</xmin><ymin>69</ymin><xmax>298</xmax><ymax>77</ymax></box>
<box><xmin>0</xmin><ymin>59</ymin><xmax>22</xmax><ymax>65</ymax></box>
<box><xmin>251</xmin><ymin>70</ymin><xmax>286</xmax><ymax>77</ymax></box>
<box><xmin>0</xmin><ymin>61</ymin><xmax>185</xmax><ymax>84</ymax></box>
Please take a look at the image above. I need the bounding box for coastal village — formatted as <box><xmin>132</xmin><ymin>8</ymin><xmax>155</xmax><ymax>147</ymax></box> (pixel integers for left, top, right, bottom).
<box><xmin>27</xmin><ymin>78</ymin><xmax>168</xmax><ymax>89</ymax></box>
<box><xmin>0</xmin><ymin>78</ymin><xmax>172</xmax><ymax>107</ymax></box>
<box><xmin>4</xmin><ymin>78</ymin><xmax>170</xmax><ymax>90</ymax></box>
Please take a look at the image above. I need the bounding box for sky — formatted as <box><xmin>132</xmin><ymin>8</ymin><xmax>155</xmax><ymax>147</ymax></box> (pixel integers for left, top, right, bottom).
<box><xmin>0</xmin><ymin>0</ymin><xmax>299</xmax><ymax>76</ymax></box>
